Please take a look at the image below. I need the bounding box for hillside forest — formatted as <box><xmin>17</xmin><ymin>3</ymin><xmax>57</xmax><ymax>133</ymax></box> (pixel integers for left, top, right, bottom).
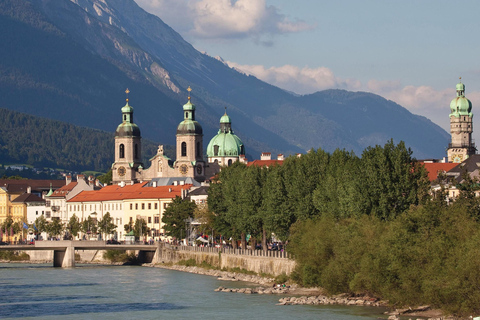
<box><xmin>0</xmin><ymin>108</ymin><xmax>173</xmax><ymax>173</ymax></box>
<box><xmin>207</xmin><ymin>140</ymin><xmax>480</xmax><ymax>316</ymax></box>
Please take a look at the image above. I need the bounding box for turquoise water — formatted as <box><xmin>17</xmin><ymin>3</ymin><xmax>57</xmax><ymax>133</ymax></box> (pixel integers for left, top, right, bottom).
<box><xmin>0</xmin><ymin>263</ymin><xmax>388</xmax><ymax>319</ymax></box>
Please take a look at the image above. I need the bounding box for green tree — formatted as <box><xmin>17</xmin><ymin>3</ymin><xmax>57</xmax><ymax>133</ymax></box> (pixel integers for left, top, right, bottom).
<box><xmin>133</xmin><ymin>218</ymin><xmax>149</xmax><ymax>240</ymax></box>
<box><xmin>162</xmin><ymin>196</ymin><xmax>196</xmax><ymax>240</ymax></box>
<box><xmin>359</xmin><ymin>139</ymin><xmax>430</xmax><ymax>219</ymax></box>
<box><xmin>98</xmin><ymin>212</ymin><xmax>117</xmax><ymax>239</ymax></box>
<box><xmin>34</xmin><ymin>215</ymin><xmax>48</xmax><ymax>234</ymax></box>
<box><xmin>66</xmin><ymin>214</ymin><xmax>81</xmax><ymax>239</ymax></box>
<box><xmin>97</xmin><ymin>170</ymin><xmax>112</xmax><ymax>185</ymax></box>
<box><xmin>1</xmin><ymin>216</ymin><xmax>22</xmax><ymax>240</ymax></box>
<box><xmin>81</xmin><ymin>216</ymin><xmax>98</xmax><ymax>238</ymax></box>
<box><xmin>47</xmin><ymin>218</ymin><xmax>64</xmax><ymax>239</ymax></box>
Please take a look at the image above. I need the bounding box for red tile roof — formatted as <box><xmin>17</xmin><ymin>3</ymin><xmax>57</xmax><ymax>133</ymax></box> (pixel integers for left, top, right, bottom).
<box><xmin>68</xmin><ymin>182</ymin><xmax>192</xmax><ymax>202</ymax></box>
<box><xmin>420</xmin><ymin>162</ymin><xmax>458</xmax><ymax>182</ymax></box>
<box><xmin>50</xmin><ymin>182</ymin><xmax>78</xmax><ymax>197</ymax></box>
<box><xmin>247</xmin><ymin>160</ymin><xmax>284</xmax><ymax>167</ymax></box>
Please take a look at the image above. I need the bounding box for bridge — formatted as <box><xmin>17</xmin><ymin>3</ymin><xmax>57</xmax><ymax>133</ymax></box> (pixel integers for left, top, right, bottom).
<box><xmin>0</xmin><ymin>241</ymin><xmax>159</xmax><ymax>268</ymax></box>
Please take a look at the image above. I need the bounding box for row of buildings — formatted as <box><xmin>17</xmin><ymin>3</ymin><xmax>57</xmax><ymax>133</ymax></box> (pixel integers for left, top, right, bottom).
<box><xmin>0</xmin><ymin>80</ymin><xmax>476</xmax><ymax>242</ymax></box>
<box><xmin>0</xmin><ymin>89</ymin><xmax>278</xmax><ymax>242</ymax></box>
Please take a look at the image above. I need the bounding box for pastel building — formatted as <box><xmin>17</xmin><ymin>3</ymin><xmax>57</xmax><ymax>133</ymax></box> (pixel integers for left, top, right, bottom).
<box><xmin>68</xmin><ymin>183</ymin><xmax>192</xmax><ymax>240</ymax></box>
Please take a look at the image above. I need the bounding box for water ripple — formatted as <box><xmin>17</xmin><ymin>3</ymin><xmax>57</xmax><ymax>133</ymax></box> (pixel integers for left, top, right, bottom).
<box><xmin>0</xmin><ymin>302</ymin><xmax>186</xmax><ymax>318</ymax></box>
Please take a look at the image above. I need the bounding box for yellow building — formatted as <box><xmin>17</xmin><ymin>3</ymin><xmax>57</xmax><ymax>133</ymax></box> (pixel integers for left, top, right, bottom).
<box><xmin>0</xmin><ymin>180</ymin><xmax>64</xmax><ymax>242</ymax></box>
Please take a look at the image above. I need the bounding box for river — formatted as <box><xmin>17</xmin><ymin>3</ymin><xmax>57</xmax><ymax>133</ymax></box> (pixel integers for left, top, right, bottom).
<box><xmin>0</xmin><ymin>263</ymin><xmax>389</xmax><ymax>319</ymax></box>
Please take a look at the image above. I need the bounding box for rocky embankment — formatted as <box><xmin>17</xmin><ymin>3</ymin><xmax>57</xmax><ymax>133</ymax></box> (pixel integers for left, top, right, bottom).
<box><xmin>277</xmin><ymin>294</ymin><xmax>387</xmax><ymax>307</ymax></box>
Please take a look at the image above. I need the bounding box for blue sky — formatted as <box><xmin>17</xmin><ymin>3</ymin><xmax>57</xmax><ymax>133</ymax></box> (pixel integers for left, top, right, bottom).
<box><xmin>136</xmin><ymin>0</ymin><xmax>480</xmax><ymax>144</ymax></box>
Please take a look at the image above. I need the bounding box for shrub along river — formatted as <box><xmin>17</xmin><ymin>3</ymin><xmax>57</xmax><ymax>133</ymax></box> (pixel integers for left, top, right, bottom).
<box><xmin>0</xmin><ymin>263</ymin><xmax>389</xmax><ymax>319</ymax></box>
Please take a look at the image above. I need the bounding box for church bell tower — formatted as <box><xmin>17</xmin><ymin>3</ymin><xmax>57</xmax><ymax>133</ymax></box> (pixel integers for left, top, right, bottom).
<box><xmin>112</xmin><ymin>89</ymin><xmax>143</xmax><ymax>184</ymax></box>
<box><xmin>174</xmin><ymin>87</ymin><xmax>205</xmax><ymax>179</ymax></box>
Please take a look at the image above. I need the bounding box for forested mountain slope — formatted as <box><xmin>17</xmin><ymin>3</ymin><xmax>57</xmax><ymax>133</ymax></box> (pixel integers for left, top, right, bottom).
<box><xmin>0</xmin><ymin>0</ymin><xmax>450</xmax><ymax>160</ymax></box>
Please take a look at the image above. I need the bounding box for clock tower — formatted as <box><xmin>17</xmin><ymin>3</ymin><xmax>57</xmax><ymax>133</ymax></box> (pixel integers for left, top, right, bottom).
<box><xmin>112</xmin><ymin>89</ymin><xmax>143</xmax><ymax>184</ymax></box>
<box><xmin>447</xmin><ymin>79</ymin><xmax>476</xmax><ymax>163</ymax></box>
<box><xmin>174</xmin><ymin>87</ymin><xmax>205</xmax><ymax>180</ymax></box>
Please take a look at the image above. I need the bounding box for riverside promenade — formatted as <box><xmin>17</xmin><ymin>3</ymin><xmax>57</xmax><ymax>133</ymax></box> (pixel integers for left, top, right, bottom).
<box><xmin>0</xmin><ymin>241</ymin><xmax>295</xmax><ymax>275</ymax></box>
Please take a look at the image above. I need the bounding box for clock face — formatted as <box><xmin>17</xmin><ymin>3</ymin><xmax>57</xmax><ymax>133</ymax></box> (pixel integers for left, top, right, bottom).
<box><xmin>117</xmin><ymin>166</ymin><xmax>126</xmax><ymax>177</ymax></box>
<box><xmin>196</xmin><ymin>165</ymin><xmax>202</xmax><ymax>175</ymax></box>
<box><xmin>453</xmin><ymin>154</ymin><xmax>463</xmax><ymax>163</ymax></box>
<box><xmin>179</xmin><ymin>164</ymin><xmax>188</xmax><ymax>175</ymax></box>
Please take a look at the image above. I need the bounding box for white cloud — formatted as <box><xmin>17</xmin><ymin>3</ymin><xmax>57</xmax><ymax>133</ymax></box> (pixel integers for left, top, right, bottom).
<box><xmin>226</xmin><ymin>62</ymin><xmax>361</xmax><ymax>94</ymax></box>
<box><xmin>136</xmin><ymin>0</ymin><xmax>313</xmax><ymax>39</ymax></box>
<box><xmin>224</xmin><ymin>60</ymin><xmax>480</xmax><ymax>132</ymax></box>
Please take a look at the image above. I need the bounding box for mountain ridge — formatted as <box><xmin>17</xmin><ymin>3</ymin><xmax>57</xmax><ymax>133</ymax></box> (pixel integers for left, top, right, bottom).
<box><xmin>0</xmin><ymin>0</ymin><xmax>450</xmax><ymax>160</ymax></box>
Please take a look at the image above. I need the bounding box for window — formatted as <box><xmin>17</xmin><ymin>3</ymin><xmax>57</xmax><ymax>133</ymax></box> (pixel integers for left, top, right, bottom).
<box><xmin>154</xmin><ymin>203</ymin><xmax>158</xmax><ymax>210</ymax></box>
<box><xmin>196</xmin><ymin>142</ymin><xmax>201</xmax><ymax>157</ymax></box>
<box><xmin>148</xmin><ymin>203</ymin><xmax>151</xmax><ymax>210</ymax></box>
<box><xmin>130</xmin><ymin>203</ymin><xmax>133</xmax><ymax>210</ymax></box>
<box><xmin>135</xmin><ymin>203</ymin><xmax>138</xmax><ymax>210</ymax></box>
<box><xmin>181</xmin><ymin>142</ymin><xmax>187</xmax><ymax>157</ymax></box>
<box><xmin>36</xmin><ymin>211</ymin><xmax>38</xmax><ymax>216</ymax></box>
<box><xmin>214</xmin><ymin>145</ymin><xmax>219</xmax><ymax>156</ymax></box>
<box><xmin>148</xmin><ymin>217</ymin><xmax>152</xmax><ymax>223</ymax></box>
<box><xmin>142</xmin><ymin>203</ymin><xmax>145</xmax><ymax>210</ymax></box>
<box><xmin>119</xmin><ymin>144</ymin><xmax>125</xmax><ymax>158</ymax></box>
<box><xmin>135</xmin><ymin>144</ymin><xmax>139</xmax><ymax>159</ymax></box>
<box><xmin>228</xmin><ymin>159</ymin><xmax>232</xmax><ymax>166</ymax></box>
<box><xmin>154</xmin><ymin>217</ymin><xmax>159</xmax><ymax>223</ymax></box>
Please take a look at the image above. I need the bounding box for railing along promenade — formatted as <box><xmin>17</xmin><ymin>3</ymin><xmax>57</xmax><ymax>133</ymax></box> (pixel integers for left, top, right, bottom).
<box><xmin>167</xmin><ymin>244</ymin><xmax>292</xmax><ymax>259</ymax></box>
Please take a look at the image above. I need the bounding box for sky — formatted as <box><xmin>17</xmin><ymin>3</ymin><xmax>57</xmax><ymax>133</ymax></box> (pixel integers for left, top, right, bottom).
<box><xmin>136</xmin><ymin>0</ymin><xmax>480</xmax><ymax>145</ymax></box>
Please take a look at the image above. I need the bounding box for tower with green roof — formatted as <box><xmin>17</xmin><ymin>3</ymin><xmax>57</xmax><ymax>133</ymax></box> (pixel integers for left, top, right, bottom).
<box><xmin>174</xmin><ymin>87</ymin><xmax>205</xmax><ymax>179</ymax></box>
<box><xmin>206</xmin><ymin>109</ymin><xmax>245</xmax><ymax>166</ymax></box>
<box><xmin>112</xmin><ymin>89</ymin><xmax>143</xmax><ymax>183</ymax></box>
<box><xmin>447</xmin><ymin>79</ymin><xmax>476</xmax><ymax>163</ymax></box>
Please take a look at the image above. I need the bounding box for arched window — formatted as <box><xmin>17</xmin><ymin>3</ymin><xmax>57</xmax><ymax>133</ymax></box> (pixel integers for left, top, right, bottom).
<box><xmin>181</xmin><ymin>142</ymin><xmax>187</xmax><ymax>157</ymax></box>
<box><xmin>196</xmin><ymin>142</ymin><xmax>201</xmax><ymax>157</ymax></box>
<box><xmin>135</xmin><ymin>144</ymin><xmax>139</xmax><ymax>159</ymax></box>
<box><xmin>228</xmin><ymin>159</ymin><xmax>233</xmax><ymax>166</ymax></box>
<box><xmin>214</xmin><ymin>145</ymin><xmax>219</xmax><ymax>156</ymax></box>
<box><xmin>119</xmin><ymin>144</ymin><xmax>125</xmax><ymax>158</ymax></box>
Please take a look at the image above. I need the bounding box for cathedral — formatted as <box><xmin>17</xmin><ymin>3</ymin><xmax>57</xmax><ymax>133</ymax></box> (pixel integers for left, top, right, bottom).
<box><xmin>111</xmin><ymin>88</ymin><xmax>245</xmax><ymax>185</ymax></box>
<box><xmin>447</xmin><ymin>78</ymin><xmax>476</xmax><ymax>163</ymax></box>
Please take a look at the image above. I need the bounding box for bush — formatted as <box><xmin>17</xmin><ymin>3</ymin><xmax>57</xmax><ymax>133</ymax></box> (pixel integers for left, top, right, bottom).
<box><xmin>0</xmin><ymin>251</ymin><xmax>30</xmax><ymax>261</ymax></box>
<box><xmin>177</xmin><ymin>258</ymin><xmax>197</xmax><ymax>267</ymax></box>
<box><xmin>274</xmin><ymin>273</ymin><xmax>289</xmax><ymax>284</ymax></box>
<box><xmin>103</xmin><ymin>250</ymin><xmax>136</xmax><ymax>263</ymax></box>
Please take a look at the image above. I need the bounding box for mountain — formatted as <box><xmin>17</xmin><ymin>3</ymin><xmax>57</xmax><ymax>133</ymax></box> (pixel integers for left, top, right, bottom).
<box><xmin>0</xmin><ymin>0</ymin><xmax>450</xmax><ymax>160</ymax></box>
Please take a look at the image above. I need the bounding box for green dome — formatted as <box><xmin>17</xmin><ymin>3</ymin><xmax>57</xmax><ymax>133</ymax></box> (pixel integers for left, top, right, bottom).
<box><xmin>177</xmin><ymin>96</ymin><xmax>203</xmax><ymax>135</ymax></box>
<box><xmin>116</xmin><ymin>101</ymin><xmax>141</xmax><ymax>137</ymax></box>
<box><xmin>116</xmin><ymin>122</ymin><xmax>141</xmax><ymax>137</ymax></box>
<box><xmin>121</xmin><ymin>103</ymin><xmax>133</xmax><ymax>113</ymax></box>
<box><xmin>207</xmin><ymin>132</ymin><xmax>245</xmax><ymax>157</ymax></box>
<box><xmin>176</xmin><ymin>120</ymin><xmax>203</xmax><ymax>135</ymax></box>
<box><xmin>207</xmin><ymin>112</ymin><xmax>244</xmax><ymax>158</ymax></box>
<box><xmin>220</xmin><ymin>114</ymin><xmax>231</xmax><ymax>123</ymax></box>
<box><xmin>183</xmin><ymin>100</ymin><xmax>194</xmax><ymax>111</ymax></box>
<box><xmin>450</xmin><ymin>81</ymin><xmax>473</xmax><ymax>117</ymax></box>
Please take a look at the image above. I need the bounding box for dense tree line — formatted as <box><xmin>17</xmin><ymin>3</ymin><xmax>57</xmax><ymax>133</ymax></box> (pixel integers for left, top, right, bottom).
<box><xmin>209</xmin><ymin>140</ymin><xmax>429</xmax><ymax>245</ymax></box>
<box><xmin>208</xmin><ymin>140</ymin><xmax>480</xmax><ymax>315</ymax></box>
<box><xmin>0</xmin><ymin>108</ymin><xmax>173</xmax><ymax>173</ymax></box>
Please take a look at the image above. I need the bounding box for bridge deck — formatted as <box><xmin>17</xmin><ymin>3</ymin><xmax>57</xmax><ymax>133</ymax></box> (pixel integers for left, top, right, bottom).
<box><xmin>0</xmin><ymin>242</ymin><xmax>157</xmax><ymax>251</ymax></box>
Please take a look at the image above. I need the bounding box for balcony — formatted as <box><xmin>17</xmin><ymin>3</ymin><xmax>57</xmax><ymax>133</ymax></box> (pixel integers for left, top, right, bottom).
<box><xmin>51</xmin><ymin>206</ymin><xmax>60</xmax><ymax>212</ymax></box>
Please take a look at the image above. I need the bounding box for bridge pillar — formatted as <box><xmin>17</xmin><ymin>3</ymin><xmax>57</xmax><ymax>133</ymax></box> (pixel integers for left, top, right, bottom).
<box><xmin>53</xmin><ymin>244</ymin><xmax>75</xmax><ymax>268</ymax></box>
